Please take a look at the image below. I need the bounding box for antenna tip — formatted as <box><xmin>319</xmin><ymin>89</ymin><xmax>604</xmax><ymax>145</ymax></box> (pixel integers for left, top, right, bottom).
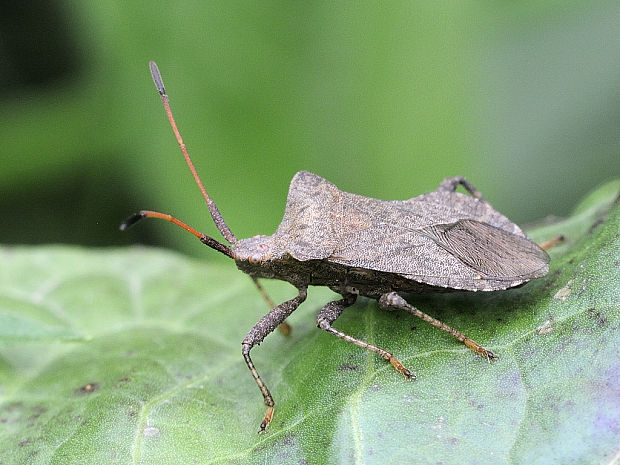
<box><xmin>149</xmin><ymin>61</ymin><xmax>166</xmax><ymax>96</ymax></box>
<box><xmin>120</xmin><ymin>212</ymin><xmax>147</xmax><ymax>231</ymax></box>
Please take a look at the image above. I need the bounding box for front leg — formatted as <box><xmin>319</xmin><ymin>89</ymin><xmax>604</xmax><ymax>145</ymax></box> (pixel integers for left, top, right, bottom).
<box><xmin>251</xmin><ymin>276</ymin><xmax>292</xmax><ymax>334</ymax></box>
<box><xmin>379</xmin><ymin>292</ymin><xmax>497</xmax><ymax>361</ymax></box>
<box><xmin>242</xmin><ymin>287</ymin><xmax>307</xmax><ymax>433</ymax></box>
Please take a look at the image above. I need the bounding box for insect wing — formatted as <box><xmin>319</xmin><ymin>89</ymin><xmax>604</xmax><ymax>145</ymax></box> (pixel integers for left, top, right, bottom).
<box><xmin>326</xmin><ymin>195</ymin><xmax>549</xmax><ymax>290</ymax></box>
<box><xmin>420</xmin><ymin>219</ymin><xmax>550</xmax><ymax>280</ymax></box>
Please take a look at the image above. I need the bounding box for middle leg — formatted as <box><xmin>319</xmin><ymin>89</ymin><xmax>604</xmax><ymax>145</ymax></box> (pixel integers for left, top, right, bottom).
<box><xmin>317</xmin><ymin>293</ymin><xmax>414</xmax><ymax>379</ymax></box>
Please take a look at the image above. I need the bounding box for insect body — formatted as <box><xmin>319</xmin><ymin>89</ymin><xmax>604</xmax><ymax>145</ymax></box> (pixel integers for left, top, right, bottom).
<box><xmin>122</xmin><ymin>62</ymin><xmax>550</xmax><ymax>433</ymax></box>
<box><xmin>234</xmin><ymin>169</ymin><xmax>549</xmax><ymax>294</ymax></box>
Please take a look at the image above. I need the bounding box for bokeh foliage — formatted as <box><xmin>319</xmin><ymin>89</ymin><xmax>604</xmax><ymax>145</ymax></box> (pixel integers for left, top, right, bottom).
<box><xmin>2</xmin><ymin>1</ymin><xmax>620</xmax><ymax>255</ymax></box>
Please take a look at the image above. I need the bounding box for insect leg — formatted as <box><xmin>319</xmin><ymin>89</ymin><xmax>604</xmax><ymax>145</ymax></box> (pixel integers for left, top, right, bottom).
<box><xmin>251</xmin><ymin>276</ymin><xmax>292</xmax><ymax>334</ymax></box>
<box><xmin>538</xmin><ymin>234</ymin><xmax>565</xmax><ymax>251</ymax></box>
<box><xmin>242</xmin><ymin>287</ymin><xmax>307</xmax><ymax>433</ymax></box>
<box><xmin>317</xmin><ymin>294</ymin><xmax>415</xmax><ymax>379</ymax></box>
<box><xmin>436</xmin><ymin>176</ymin><xmax>486</xmax><ymax>202</ymax></box>
<box><xmin>379</xmin><ymin>292</ymin><xmax>497</xmax><ymax>361</ymax></box>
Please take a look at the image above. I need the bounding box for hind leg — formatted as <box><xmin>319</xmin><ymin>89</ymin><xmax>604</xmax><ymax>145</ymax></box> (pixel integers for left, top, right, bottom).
<box><xmin>538</xmin><ymin>235</ymin><xmax>565</xmax><ymax>251</ymax></box>
<box><xmin>436</xmin><ymin>176</ymin><xmax>486</xmax><ymax>202</ymax></box>
<box><xmin>379</xmin><ymin>292</ymin><xmax>497</xmax><ymax>361</ymax></box>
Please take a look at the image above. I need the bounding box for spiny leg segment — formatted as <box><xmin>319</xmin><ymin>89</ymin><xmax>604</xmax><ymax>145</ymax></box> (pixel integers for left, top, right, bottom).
<box><xmin>379</xmin><ymin>292</ymin><xmax>497</xmax><ymax>361</ymax></box>
<box><xmin>251</xmin><ymin>276</ymin><xmax>292</xmax><ymax>335</ymax></box>
<box><xmin>242</xmin><ymin>287</ymin><xmax>307</xmax><ymax>433</ymax></box>
<box><xmin>317</xmin><ymin>293</ymin><xmax>414</xmax><ymax>379</ymax></box>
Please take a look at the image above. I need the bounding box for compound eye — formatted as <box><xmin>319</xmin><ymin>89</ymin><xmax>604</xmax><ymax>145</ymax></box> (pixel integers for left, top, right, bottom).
<box><xmin>247</xmin><ymin>240</ymin><xmax>269</xmax><ymax>264</ymax></box>
<box><xmin>248</xmin><ymin>254</ymin><xmax>262</xmax><ymax>264</ymax></box>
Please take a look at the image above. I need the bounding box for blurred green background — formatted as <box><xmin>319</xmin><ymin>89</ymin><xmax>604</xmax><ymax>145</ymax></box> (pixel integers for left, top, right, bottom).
<box><xmin>2</xmin><ymin>1</ymin><xmax>619</xmax><ymax>259</ymax></box>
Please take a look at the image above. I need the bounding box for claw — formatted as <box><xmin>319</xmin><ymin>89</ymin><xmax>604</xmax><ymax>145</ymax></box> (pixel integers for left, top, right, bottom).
<box><xmin>482</xmin><ymin>349</ymin><xmax>498</xmax><ymax>363</ymax></box>
<box><xmin>389</xmin><ymin>356</ymin><xmax>416</xmax><ymax>380</ymax></box>
<box><xmin>258</xmin><ymin>406</ymin><xmax>274</xmax><ymax>434</ymax></box>
<box><xmin>464</xmin><ymin>338</ymin><xmax>498</xmax><ymax>362</ymax></box>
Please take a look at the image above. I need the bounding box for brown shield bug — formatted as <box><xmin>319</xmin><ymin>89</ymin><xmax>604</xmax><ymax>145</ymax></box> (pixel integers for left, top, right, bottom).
<box><xmin>122</xmin><ymin>61</ymin><xmax>556</xmax><ymax>433</ymax></box>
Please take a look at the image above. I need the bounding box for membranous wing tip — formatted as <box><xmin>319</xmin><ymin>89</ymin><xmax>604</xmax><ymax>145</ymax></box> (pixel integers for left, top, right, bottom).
<box><xmin>421</xmin><ymin>219</ymin><xmax>549</xmax><ymax>280</ymax></box>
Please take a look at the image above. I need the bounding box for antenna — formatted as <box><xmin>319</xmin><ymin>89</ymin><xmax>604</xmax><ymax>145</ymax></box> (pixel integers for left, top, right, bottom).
<box><xmin>149</xmin><ymin>61</ymin><xmax>237</xmax><ymax>244</ymax></box>
<box><xmin>120</xmin><ymin>62</ymin><xmax>237</xmax><ymax>260</ymax></box>
<box><xmin>120</xmin><ymin>210</ymin><xmax>234</xmax><ymax>259</ymax></box>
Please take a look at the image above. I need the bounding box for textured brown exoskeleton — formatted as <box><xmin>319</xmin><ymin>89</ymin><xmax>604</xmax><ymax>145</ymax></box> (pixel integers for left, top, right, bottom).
<box><xmin>122</xmin><ymin>62</ymin><xmax>553</xmax><ymax>433</ymax></box>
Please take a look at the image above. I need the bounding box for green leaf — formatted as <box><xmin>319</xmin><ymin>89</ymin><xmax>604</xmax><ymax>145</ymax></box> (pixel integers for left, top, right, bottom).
<box><xmin>1</xmin><ymin>181</ymin><xmax>618</xmax><ymax>465</ymax></box>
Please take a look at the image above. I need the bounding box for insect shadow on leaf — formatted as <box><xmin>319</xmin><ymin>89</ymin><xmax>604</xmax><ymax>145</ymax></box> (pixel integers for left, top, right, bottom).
<box><xmin>121</xmin><ymin>61</ymin><xmax>558</xmax><ymax>433</ymax></box>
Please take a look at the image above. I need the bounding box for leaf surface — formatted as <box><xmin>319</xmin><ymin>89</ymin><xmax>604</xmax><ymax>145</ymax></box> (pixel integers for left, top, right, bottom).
<box><xmin>0</xmin><ymin>181</ymin><xmax>618</xmax><ymax>464</ymax></box>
